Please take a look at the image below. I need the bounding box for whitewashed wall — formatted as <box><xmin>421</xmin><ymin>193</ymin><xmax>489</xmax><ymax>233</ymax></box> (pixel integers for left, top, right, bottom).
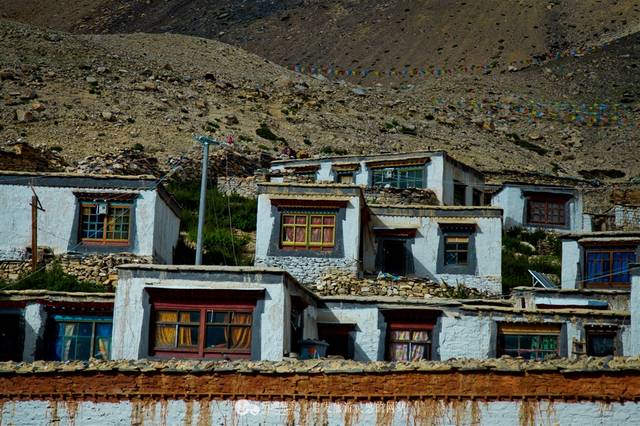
<box><xmin>0</xmin><ymin>184</ymin><xmax>177</xmax><ymax>262</ymax></box>
<box><xmin>3</xmin><ymin>397</ymin><xmax>639</xmax><ymax>425</ymax></box>
<box><xmin>492</xmin><ymin>185</ymin><xmax>585</xmax><ymax>232</ymax></box>
<box><xmin>111</xmin><ymin>268</ymin><xmax>307</xmax><ymax>361</ymax></box>
<box><xmin>561</xmin><ymin>239</ymin><xmax>582</xmax><ymax>289</ymax></box>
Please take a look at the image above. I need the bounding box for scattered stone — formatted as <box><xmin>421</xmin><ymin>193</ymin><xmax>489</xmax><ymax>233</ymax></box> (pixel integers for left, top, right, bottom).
<box><xmin>85</xmin><ymin>76</ymin><xmax>98</xmax><ymax>85</ymax></box>
<box><xmin>15</xmin><ymin>109</ymin><xmax>34</xmax><ymax>122</ymax></box>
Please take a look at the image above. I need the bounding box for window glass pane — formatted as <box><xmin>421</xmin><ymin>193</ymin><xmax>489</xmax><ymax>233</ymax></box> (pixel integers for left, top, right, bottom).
<box><xmin>310</xmin><ymin>227</ymin><xmax>322</xmax><ymax>243</ymax></box>
<box><xmin>283</xmin><ymin>215</ymin><xmax>295</xmax><ymax>224</ymax></box>
<box><xmin>391</xmin><ymin>342</ymin><xmax>409</xmax><ymax>361</ymax></box>
<box><xmin>73</xmin><ymin>336</ymin><xmax>92</xmax><ymax>360</ymax></box>
<box><xmin>177</xmin><ymin>326</ymin><xmax>198</xmax><ymax>347</ymax></box>
<box><xmin>157</xmin><ymin>311</ymin><xmax>178</xmax><ymax>322</ymax></box>
<box><xmin>410</xmin><ymin>344</ymin><xmax>427</xmax><ymax>360</ymax></box>
<box><xmin>295</xmin><ymin>216</ymin><xmax>307</xmax><ymax>225</ymax></box>
<box><xmin>207</xmin><ymin>311</ymin><xmax>229</xmax><ymax>323</ymax></box>
<box><xmin>323</xmin><ymin>216</ymin><xmax>335</xmax><ymax>225</ymax></box>
<box><xmin>155</xmin><ymin>325</ymin><xmax>175</xmax><ymax>348</ymax></box>
<box><xmin>323</xmin><ymin>228</ymin><xmax>334</xmax><ymax>244</ymax></box>
<box><xmin>588</xmin><ymin>334</ymin><xmax>615</xmax><ymax>356</ymax></box>
<box><xmin>295</xmin><ymin>227</ymin><xmax>306</xmax><ymax>242</ymax></box>
<box><xmin>457</xmin><ymin>251</ymin><xmax>468</xmax><ymax>264</ymax></box>
<box><xmin>232</xmin><ymin>312</ymin><xmax>253</xmax><ymax>325</ymax></box>
<box><xmin>230</xmin><ymin>326</ymin><xmax>252</xmax><ymax>349</ymax></box>
<box><xmin>205</xmin><ymin>326</ymin><xmax>227</xmax><ymax>348</ymax></box>
<box><xmin>586</xmin><ymin>252</ymin><xmax>610</xmax><ymax>283</ymax></box>
<box><xmin>283</xmin><ymin>226</ymin><xmax>295</xmax><ymax>242</ymax></box>
<box><xmin>94</xmin><ymin>323</ymin><xmax>112</xmax><ymax>360</ymax></box>
<box><xmin>310</xmin><ymin>216</ymin><xmax>323</xmax><ymax>225</ymax></box>
<box><xmin>445</xmin><ymin>252</ymin><xmax>458</xmax><ymax>265</ymax></box>
<box><xmin>391</xmin><ymin>330</ymin><xmax>411</xmax><ymax>340</ymax></box>
<box><xmin>179</xmin><ymin>311</ymin><xmax>199</xmax><ymax>323</ymax></box>
<box><xmin>612</xmin><ymin>251</ymin><xmax>635</xmax><ymax>283</ymax></box>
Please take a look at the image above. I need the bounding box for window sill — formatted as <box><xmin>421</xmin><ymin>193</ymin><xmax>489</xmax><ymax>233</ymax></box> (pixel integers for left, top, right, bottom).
<box><xmin>80</xmin><ymin>240</ymin><xmax>130</xmax><ymax>247</ymax></box>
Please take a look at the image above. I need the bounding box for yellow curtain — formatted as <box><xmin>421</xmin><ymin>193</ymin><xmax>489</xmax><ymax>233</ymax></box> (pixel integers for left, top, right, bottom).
<box><xmin>155</xmin><ymin>311</ymin><xmax>177</xmax><ymax>347</ymax></box>
<box><xmin>230</xmin><ymin>313</ymin><xmax>252</xmax><ymax>350</ymax></box>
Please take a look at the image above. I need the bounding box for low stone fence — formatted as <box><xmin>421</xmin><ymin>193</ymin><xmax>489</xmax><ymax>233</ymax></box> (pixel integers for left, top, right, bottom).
<box><xmin>217</xmin><ymin>175</ymin><xmax>259</xmax><ymax>198</ymax></box>
<box><xmin>311</xmin><ymin>270</ymin><xmax>492</xmax><ymax>299</ymax></box>
<box><xmin>1</xmin><ymin>358</ymin><xmax>640</xmax><ymax>425</ymax></box>
<box><xmin>0</xmin><ymin>253</ymin><xmax>152</xmax><ymax>286</ymax></box>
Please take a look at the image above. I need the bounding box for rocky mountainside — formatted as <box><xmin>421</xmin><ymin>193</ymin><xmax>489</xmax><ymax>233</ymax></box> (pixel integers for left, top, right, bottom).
<box><xmin>4</xmin><ymin>0</ymin><xmax>640</xmax><ymax>78</ymax></box>
<box><xmin>0</xmin><ymin>13</ymin><xmax>638</xmax><ymax>180</ymax></box>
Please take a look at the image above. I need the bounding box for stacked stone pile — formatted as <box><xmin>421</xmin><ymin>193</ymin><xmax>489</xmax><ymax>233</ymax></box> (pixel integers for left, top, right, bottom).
<box><xmin>309</xmin><ymin>270</ymin><xmax>491</xmax><ymax>299</ymax></box>
<box><xmin>1</xmin><ymin>356</ymin><xmax>637</xmax><ymax>375</ymax></box>
<box><xmin>71</xmin><ymin>147</ymin><xmax>163</xmax><ymax>176</ymax></box>
<box><xmin>364</xmin><ymin>187</ymin><xmax>439</xmax><ymax>205</ymax></box>
<box><xmin>0</xmin><ymin>253</ymin><xmax>151</xmax><ymax>287</ymax></box>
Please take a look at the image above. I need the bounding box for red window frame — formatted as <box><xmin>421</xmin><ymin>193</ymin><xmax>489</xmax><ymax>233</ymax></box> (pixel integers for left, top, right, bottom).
<box><xmin>150</xmin><ymin>301</ymin><xmax>255</xmax><ymax>359</ymax></box>
<box><xmin>525</xmin><ymin>194</ymin><xmax>569</xmax><ymax>226</ymax></box>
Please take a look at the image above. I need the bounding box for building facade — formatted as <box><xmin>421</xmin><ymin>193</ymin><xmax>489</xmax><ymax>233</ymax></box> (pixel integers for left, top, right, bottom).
<box><xmin>254</xmin><ymin>182</ymin><xmax>503</xmax><ymax>293</ymax></box>
<box><xmin>0</xmin><ymin>171</ymin><xmax>181</xmax><ymax>264</ymax></box>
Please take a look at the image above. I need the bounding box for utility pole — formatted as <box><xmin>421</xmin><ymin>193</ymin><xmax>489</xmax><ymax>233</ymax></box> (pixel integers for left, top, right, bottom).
<box><xmin>29</xmin><ymin>187</ymin><xmax>45</xmax><ymax>272</ymax></box>
<box><xmin>193</xmin><ymin>135</ymin><xmax>221</xmax><ymax>265</ymax></box>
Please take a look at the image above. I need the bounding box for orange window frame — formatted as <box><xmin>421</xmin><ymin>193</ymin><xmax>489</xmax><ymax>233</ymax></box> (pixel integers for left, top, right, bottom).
<box><xmin>80</xmin><ymin>203</ymin><xmax>131</xmax><ymax>244</ymax></box>
<box><xmin>280</xmin><ymin>213</ymin><xmax>336</xmax><ymax>250</ymax></box>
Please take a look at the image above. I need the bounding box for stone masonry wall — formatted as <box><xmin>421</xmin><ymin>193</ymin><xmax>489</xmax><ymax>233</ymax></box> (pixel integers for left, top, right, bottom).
<box><xmin>255</xmin><ymin>256</ymin><xmax>359</xmax><ymax>285</ymax></box>
<box><xmin>1</xmin><ymin>359</ymin><xmax>640</xmax><ymax>425</ymax></box>
<box><xmin>217</xmin><ymin>176</ymin><xmax>259</xmax><ymax>199</ymax></box>
<box><xmin>437</xmin><ymin>274</ymin><xmax>502</xmax><ymax>295</ymax></box>
<box><xmin>0</xmin><ymin>253</ymin><xmax>151</xmax><ymax>286</ymax></box>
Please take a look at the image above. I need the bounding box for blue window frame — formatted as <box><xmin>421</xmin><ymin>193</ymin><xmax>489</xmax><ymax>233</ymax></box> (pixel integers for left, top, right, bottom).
<box><xmin>47</xmin><ymin>315</ymin><xmax>112</xmax><ymax>361</ymax></box>
<box><xmin>585</xmin><ymin>247</ymin><xmax>636</xmax><ymax>287</ymax></box>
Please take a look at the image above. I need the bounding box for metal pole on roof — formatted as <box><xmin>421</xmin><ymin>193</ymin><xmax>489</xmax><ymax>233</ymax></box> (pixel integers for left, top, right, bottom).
<box><xmin>193</xmin><ymin>135</ymin><xmax>220</xmax><ymax>265</ymax></box>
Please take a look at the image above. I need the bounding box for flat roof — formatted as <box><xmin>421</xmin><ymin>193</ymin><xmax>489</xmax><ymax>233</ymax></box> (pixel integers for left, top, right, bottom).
<box><xmin>0</xmin><ymin>170</ymin><xmax>156</xmax><ymax>181</ymax></box>
<box><xmin>270</xmin><ymin>150</ymin><xmax>484</xmax><ymax>177</ymax></box>
<box><xmin>369</xmin><ymin>204</ymin><xmax>503</xmax><ymax>218</ymax></box>
<box><xmin>118</xmin><ymin>264</ymin><xmax>293</xmax><ymax>274</ymax></box>
<box><xmin>561</xmin><ymin>231</ymin><xmax>640</xmax><ymax>240</ymax></box>
<box><xmin>511</xmin><ymin>286</ymin><xmax>630</xmax><ymax>295</ymax></box>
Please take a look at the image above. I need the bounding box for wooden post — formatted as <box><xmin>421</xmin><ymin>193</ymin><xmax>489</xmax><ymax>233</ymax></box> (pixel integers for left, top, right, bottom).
<box><xmin>31</xmin><ymin>195</ymin><xmax>37</xmax><ymax>272</ymax></box>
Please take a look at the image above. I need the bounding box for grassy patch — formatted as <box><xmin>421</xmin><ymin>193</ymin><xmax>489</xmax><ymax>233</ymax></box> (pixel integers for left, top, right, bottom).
<box><xmin>0</xmin><ymin>263</ymin><xmax>105</xmax><ymax>292</ymax></box>
<box><xmin>502</xmin><ymin>228</ymin><xmax>561</xmax><ymax>292</ymax></box>
<box><xmin>168</xmin><ymin>181</ymin><xmax>257</xmax><ymax>265</ymax></box>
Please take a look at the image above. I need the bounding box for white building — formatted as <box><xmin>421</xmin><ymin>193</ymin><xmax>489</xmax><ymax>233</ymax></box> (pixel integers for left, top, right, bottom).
<box><xmin>111</xmin><ymin>264</ymin><xmax>318</xmax><ymax>361</ymax></box>
<box><xmin>254</xmin><ymin>182</ymin><xmax>503</xmax><ymax>294</ymax></box>
<box><xmin>0</xmin><ymin>171</ymin><xmax>181</xmax><ymax>264</ymax></box>
<box><xmin>270</xmin><ymin>151</ymin><xmax>486</xmax><ymax>206</ymax></box>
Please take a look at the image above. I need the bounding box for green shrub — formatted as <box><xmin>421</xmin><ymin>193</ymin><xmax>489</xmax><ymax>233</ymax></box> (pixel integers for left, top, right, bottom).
<box><xmin>167</xmin><ymin>181</ymin><xmax>257</xmax><ymax>266</ymax></box>
<box><xmin>256</xmin><ymin>123</ymin><xmax>284</xmax><ymax>142</ymax></box>
<box><xmin>0</xmin><ymin>263</ymin><xmax>105</xmax><ymax>292</ymax></box>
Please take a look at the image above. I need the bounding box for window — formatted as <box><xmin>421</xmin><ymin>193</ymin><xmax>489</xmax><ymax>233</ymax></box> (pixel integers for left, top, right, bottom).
<box><xmin>47</xmin><ymin>315</ymin><xmax>112</xmax><ymax>361</ymax></box>
<box><xmin>281</xmin><ymin>212</ymin><xmax>336</xmax><ymax>250</ymax></box>
<box><xmin>372</xmin><ymin>167</ymin><xmax>423</xmax><ymax>189</ymax></box>
<box><xmin>453</xmin><ymin>183</ymin><xmax>466</xmax><ymax>205</ymax></box>
<box><xmin>472</xmin><ymin>189</ymin><xmax>483</xmax><ymax>206</ymax></box>
<box><xmin>525</xmin><ymin>194</ymin><xmax>569</xmax><ymax>226</ymax></box>
<box><xmin>0</xmin><ymin>313</ymin><xmax>23</xmax><ymax>361</ymax></box>
<box><xmin>586</xmin><ymin>329</ymin><xmax>617</xmax><ymax>356</ymax></box>
<box><xmin>318</xmin><ymin>323</ymin><xmax>354</xmax><ymax>359</ymax></box>
<box><xmin>584</xmin><ymin>247</ymin><xmax>636</xmax><ymax>288</ymax></box>
<box><xmin>444</xmin><ymin>236</ymin><xmax>469</xmax><ymax>265</ymax></box>
<box><xmin>337</xmin><ymin>172</ymin><xmax>354</xmax><ymax>184</ymax></box>
<box><xmin>388</xmin><ymin>327</ymin><xmax>431</xmax><ymax>361</ymax></box>
<box><xmin>152</xmin><ymin>308</ymin><xmax>253</xmax><ymax>358</ymax></box>
<box><xmin>380</xmin><ymin>239</ymin><xmax>407</xmax><ymax>275</ymax></box>
<box><xmin>80</xmin><ymin>202</ymin><xmax>131</xmax><ymax>243</ymax></box>
<box><xmin>498</xmin><ymin>324</ymin><xmax>560</xmax><ymax>360</ymax></box>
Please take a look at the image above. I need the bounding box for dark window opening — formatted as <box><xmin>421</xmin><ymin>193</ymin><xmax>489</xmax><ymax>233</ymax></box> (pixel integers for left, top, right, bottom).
<box><xmin>525</xmin><ymin>194</ymin><xmax>569</xmax><ymax>226</ymax></box>
<box><xmin>46</xmin><ymin>315</ymin><xmax>112</xmax><ymax>361</ymax></box>
<box><xmin>337</xmin><ymin>172</ymin><xmax>354</xmax><ymax>184</ymax></box>
<box><xmin>453</xmin><ymin>183</ymin><xmax>466</xmax><ymax>206</ymax></box>
<box><xmin>472</xmin><ymin>189</ymin><xmax>483</xmax><ymax>206</ymax></box>
<box><xmin>584</xmin><ymin>247</ymin><xmax>636</xmax><ymax>288</ymax></box>
<box><xmin>381</xmin><ymin>239</ymin><xmax>406</xmax><ymax>276</ymax></box>
<box><xmin>586</xmin><ymin>329</ymin><xmax>617</xmax><ymax>356</ymax></box>
<box><xmin>318</xmin><ymin>323</ymin><xmax>354</xmax><ymax>359</ymax></box>
<box><xmin>0</xmin><ymin>313</ymin><xmax>24</xmax><ymax>361</ymax></box>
